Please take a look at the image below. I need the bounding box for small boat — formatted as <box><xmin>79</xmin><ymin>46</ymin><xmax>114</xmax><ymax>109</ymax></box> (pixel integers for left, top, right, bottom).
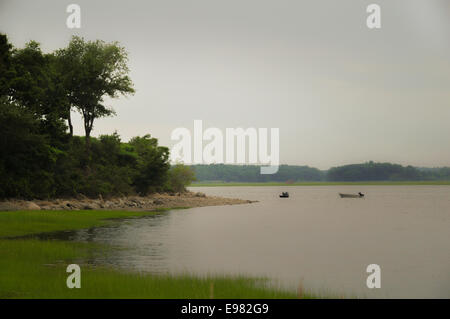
<box><xmin>339</xmin><ymin>192</ymin><xmax>364</xmax><ymax>198</ymax></box>
<box><xmin>279</xmin><ymin>192</ymin><xmax>289</xmax><ymax>198</ymax></box>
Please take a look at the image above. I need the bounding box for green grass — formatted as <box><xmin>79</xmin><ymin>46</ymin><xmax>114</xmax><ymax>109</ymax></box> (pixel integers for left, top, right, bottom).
<box><xmin>0</xmin><ymin>209</ymin><xmax>167</xmax><ymax>238</ymax></box>
<box><xmin>0</xmin><ymin>239</ymin><xmax>307</xmax><ymax>299</ymax></box>
<box><xmin>190</xmin><ymin>180</ymin><xmax>450</xmax><ymax>187</ymax></box>
<box><xmin>0</xmin><ymin>209</ymin><xmax>316</xmax><ymax>298</ymax></box>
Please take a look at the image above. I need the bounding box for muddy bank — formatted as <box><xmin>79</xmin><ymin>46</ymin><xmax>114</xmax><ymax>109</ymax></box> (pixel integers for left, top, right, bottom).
<box><xmin>0</xmin><ymin>191</ymin><xmax>256</xmax><ymax>211</ymax></box>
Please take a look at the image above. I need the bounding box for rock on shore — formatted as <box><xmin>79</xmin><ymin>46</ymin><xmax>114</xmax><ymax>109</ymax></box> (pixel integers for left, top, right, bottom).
<box><xmin>0</xmin><ymin>191</ymin><xmax>256</xmax><ymax>211</ymax></box>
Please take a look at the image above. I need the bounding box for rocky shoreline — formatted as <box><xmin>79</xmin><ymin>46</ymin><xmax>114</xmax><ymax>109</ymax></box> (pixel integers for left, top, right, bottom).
<box><xmin>0</xmin><ymin>191</ymin><xmax>256</xmax><ymax>211</ymax></box>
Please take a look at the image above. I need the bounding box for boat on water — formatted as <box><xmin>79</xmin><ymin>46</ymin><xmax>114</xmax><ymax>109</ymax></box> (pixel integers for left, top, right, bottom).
<box><xmin>339</xmin><ymin>192</ymin><xmax>364</xmax><ymax>198</ymax></box>
<box><xmin>279</xmin><ymin>192</ymin><xmax>289</xmax><ymax>198</ymax></box>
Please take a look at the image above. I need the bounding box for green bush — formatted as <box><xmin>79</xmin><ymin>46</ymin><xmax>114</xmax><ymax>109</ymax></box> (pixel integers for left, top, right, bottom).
<box><xmin>51</xmin><ymin>134</ymin><xmax>171</xmax><ymax>198</ymax></box>
<box><xmin>166</xmin><ymin>164</ymin><xmax>196</xmax><ymax>192</ymax></box>
<box><xmin>129</xmin><ymin>135</ymin><xmax>170</xmax><ymax>195</ymax></box>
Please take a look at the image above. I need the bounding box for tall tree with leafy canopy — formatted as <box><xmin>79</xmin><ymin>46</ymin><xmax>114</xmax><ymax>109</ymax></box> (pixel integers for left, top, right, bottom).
<box><xmin>56</xmin><ymin>36</ymin><xmax>135</xmax><ymax>148</ymax></box>
<box><xmin>8</xmin><ymin>41</ymin><xmax>70</xmax><ymax>145</ymax></box>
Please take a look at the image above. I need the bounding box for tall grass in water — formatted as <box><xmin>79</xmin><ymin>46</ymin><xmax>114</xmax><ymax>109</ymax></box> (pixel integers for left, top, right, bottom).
<box><xmin>0</xmin><ymin>210</ymin><xmax>323</xmax><ymax>298</ymax></box>
<box><xmin>0</xmin><ymin>209</ymin><xmax>164</xmax><ymax>238</ymax></box>
<box><xmin>0</xmin><ymin>239</ymin><xmax>316</xmax><ymax>298</ymax></box>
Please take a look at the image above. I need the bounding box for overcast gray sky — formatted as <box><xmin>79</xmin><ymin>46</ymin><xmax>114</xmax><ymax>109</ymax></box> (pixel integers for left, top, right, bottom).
<box><xmin>1</xmin><ymin>0</ymin><xmax>449</xmax><ymax>169</ymax></box>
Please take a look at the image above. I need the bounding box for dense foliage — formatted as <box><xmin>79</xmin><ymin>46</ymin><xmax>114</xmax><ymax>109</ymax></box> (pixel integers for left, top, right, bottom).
<box><xmin>0</xmin><ymin>33</ymin><xmax>193</xmax><ymax>199</ymax></box>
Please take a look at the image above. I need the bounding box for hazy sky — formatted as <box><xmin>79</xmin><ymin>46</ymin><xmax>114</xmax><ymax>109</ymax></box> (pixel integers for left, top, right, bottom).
<box><xmin>1</xmin><ymin>0</ymin><xmax>449</xmax><ymax>169</ymax></box>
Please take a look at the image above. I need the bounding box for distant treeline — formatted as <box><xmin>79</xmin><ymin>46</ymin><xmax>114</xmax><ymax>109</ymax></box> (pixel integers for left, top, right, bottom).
<box><xmin>327</xmin><ymin>162</ymin><xmax>450</xmax><ymax>181</ymax></box>
<box><xmin>191</xmin><ymin>162</ymin><xmax>450</xmax><ymax>182</ymax></box>
<box><xmin>192</xmin><ymin>164</ymin><xmax>325</xmax><ymax>182</ymax></box>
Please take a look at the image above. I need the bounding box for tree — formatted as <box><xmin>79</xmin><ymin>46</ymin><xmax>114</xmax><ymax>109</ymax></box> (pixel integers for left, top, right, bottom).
<box><xmin>56</xmin><ymin>36</ymin><xmax>134</xmax><ymax>148</ymax></box>
<box><xmin>8</xmin><ymin>41</ymin><xmax>70</xmax><ymax>143</ymax></box>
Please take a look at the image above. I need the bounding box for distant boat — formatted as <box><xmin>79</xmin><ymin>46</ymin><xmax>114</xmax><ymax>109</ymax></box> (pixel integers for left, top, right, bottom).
<box><xmin>339</xmin><ymin>192</ymin><xmax>365</xmax><ymax>198</ymax></box>
<box><xmin>279</xmin><ymin>192</ymin><xmax>289</xmax><ymax>198</ymax></box>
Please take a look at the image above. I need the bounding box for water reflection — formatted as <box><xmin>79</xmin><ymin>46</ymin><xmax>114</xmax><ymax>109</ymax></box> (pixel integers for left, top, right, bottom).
<box><xmin>29</xmin><ymin>214</ymin><xmax>173</xmax><ymax>273</ymax></box>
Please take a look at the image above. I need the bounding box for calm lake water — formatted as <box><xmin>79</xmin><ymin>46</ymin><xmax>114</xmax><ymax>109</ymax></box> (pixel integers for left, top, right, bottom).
<box><xmin>59</xmin><ymin>186</ymin><xmax>450</xmax><ymax>298</ymax></box>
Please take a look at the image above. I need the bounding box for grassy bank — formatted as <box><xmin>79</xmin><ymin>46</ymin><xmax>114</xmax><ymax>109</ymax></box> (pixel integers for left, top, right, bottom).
<box><xmin>0</xmin><ymin>209</ymin><xmax>165</xmax><ymax>238</ymax></box>
<box><xmin>0</xmin><ymin>209</ymin><xmax>309</xmax><ymax>298</ymax></box>
<box><xmin>0</xmin><ymin>239</ymin><xmax>302</xmax><ymax>298</ymax></box>
<box><xmin>190</xmin><ymin>181</ymin><xmax>450</xmax><ymax>187</ymax></box>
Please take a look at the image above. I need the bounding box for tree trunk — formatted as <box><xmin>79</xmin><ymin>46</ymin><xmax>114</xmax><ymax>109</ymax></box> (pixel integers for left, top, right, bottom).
<box><xmin>85</xmin><ymin>123</ymin><xmax>91</xmax><ymax>151</ymax></box>
<box><xmin>85</xmin><ymin>129</ymin><xmax>91</xmax><ymax>147</ymax></box>
<box><xmin>67</xmin><ymin>110</ymin><xmax>73</xmax><ymax>136</ymax></box>
<box><xmin>83</xmin><ymin>112</ymin><xmax>94</xmax><ymax>153</ymax></box>
<box><xmin>83</xmin><ymin>121</ymin><xmax>92</xmax><ymax>168</ymax></box>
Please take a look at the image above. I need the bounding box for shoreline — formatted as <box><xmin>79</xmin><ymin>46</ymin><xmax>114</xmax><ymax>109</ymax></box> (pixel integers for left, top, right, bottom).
<box><xmin>0</xmin><ymin>191</ymin><xmax>256</xmax><ymax>212</ymax></box>
<box><xmin>0</xmin><ymin>198</ymin><xmax>309</xmax><ymax>299</ymax></box>
<box><xmin>0</xmin><ymin>210</ymin><xmax>308</xmax><ymax>299</ymax></box>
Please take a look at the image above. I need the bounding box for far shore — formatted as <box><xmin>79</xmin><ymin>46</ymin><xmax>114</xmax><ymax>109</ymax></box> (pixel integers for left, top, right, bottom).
<box><xmin>0</xmin><ymin>191</ymin><xmax>256</xmax><ymax>212</ymax></box>
<box><xmin>190</xmin><ymin>181</ymin><xmax>450</xmax><ymax>187</ymax></box>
